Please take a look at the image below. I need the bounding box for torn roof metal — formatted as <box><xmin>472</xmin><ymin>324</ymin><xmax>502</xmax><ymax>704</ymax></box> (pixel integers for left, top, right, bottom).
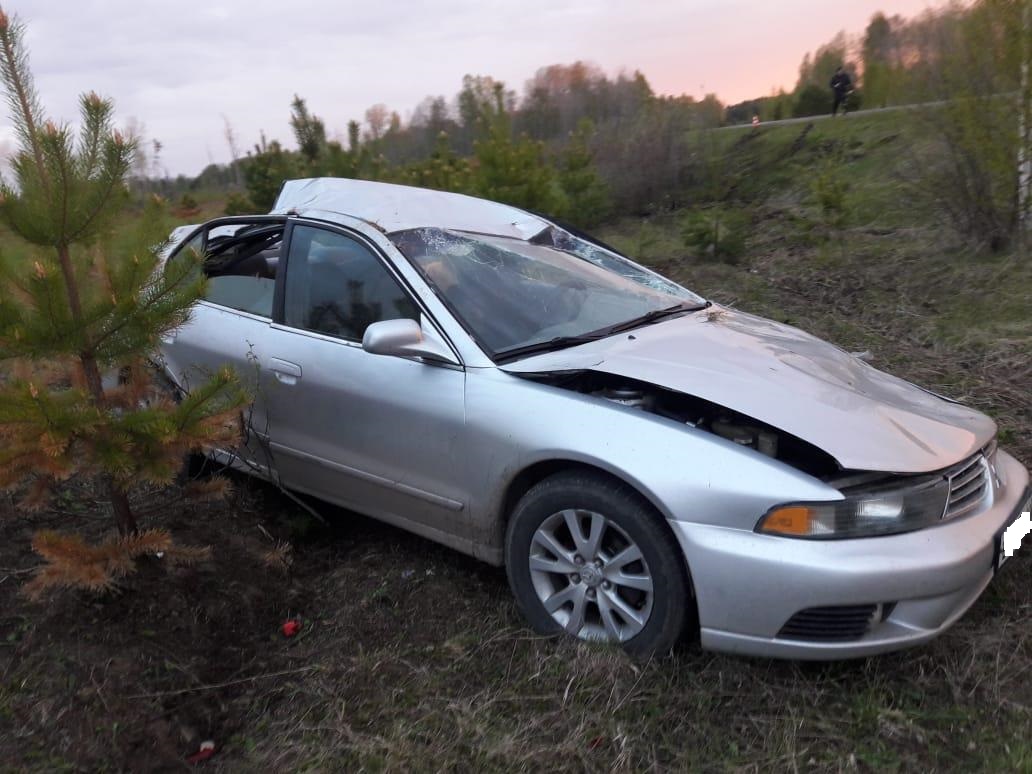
<box><xmin>271</xmin><ymin>178</ymin><xmax>551</xmax><ymax>240</ymax></box>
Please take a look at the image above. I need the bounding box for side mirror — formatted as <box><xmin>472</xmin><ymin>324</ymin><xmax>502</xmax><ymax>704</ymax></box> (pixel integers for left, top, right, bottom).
<box><xmin>362</xmin><ymin>318</ymin><xmax>460</xmax><ymax>366</ymax></box>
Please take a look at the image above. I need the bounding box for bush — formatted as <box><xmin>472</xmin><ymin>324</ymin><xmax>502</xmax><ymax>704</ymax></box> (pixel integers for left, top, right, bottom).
<box><xmin>793</xmin><ymin>85</ymin><xmax>830</xmax><ymax>118</ymax></box>
<box><xmin>681</xmin><ymin>207</ymin><xmax>748</xmax><ymax>263</ymax></box>
<box><xmin>224</xmin><ymin>191</ymin><xmax>256</xmax><ymax>216</ymax></box>
<box><xmin>810</xmin><ymin>153</ymin><xmax>850</xmax><ymax>236</ymax></box>
<box><xmin>174</xmin><ymin>193</ymin><xmax>200</xmax><ymax>217</ymax></box>
<box><xmin>910</xmin><ymin>0</ymin><xmax>1027</xmax><ymax>251</ymax></box>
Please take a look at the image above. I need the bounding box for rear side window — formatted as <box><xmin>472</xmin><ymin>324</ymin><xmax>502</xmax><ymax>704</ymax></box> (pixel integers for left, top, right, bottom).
<box><xmin>283</xmin><ymin>225</ymin><xmax>419</xmax><ymax>341</ymax></box>
<box><xmin>203</xmin><ymin>223</ymin><xmax>283</xmax><ymax>317</ymax></box>
<box><xmin>168</xmin><ymin>221</ymin><xmax>284</xmax><ymax>318</ymax></box>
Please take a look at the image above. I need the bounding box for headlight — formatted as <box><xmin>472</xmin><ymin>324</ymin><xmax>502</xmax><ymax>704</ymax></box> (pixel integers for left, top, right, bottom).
<box><xmin>756</xmin><ymin>477</ymin><xmax>949</xmax><ymax>539</ymax></box>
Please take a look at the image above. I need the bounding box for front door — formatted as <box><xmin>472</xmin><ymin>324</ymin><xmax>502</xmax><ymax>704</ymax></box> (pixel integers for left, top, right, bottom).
<box><xmin>261</xmin><ymin>221</ymin><xmax>470</xmax><ymax>545</ymax></box>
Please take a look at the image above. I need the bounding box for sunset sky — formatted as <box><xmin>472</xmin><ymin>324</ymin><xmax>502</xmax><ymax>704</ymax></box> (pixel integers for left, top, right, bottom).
<box><xmin>1</xmin><ymin>0</ymin><xmax>941</xmax><ymax>177</ymax></box>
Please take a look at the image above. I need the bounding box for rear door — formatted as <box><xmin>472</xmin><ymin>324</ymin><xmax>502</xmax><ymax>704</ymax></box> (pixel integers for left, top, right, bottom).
<box><xmin>159</xmin><ymin>217</ymin><xmax>286</xmax><ymax>479</ymax></box>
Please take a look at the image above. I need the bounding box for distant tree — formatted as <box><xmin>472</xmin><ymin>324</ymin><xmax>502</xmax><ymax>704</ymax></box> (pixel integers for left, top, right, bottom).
<box><xmin>223</xmin><ymin>191</ymin><xmax>255</xmax><ymax>215</ymax></box>
<box><xmin>458</xmin><ymin>74</ymin><xmax>513</xmax><ymax>130</ymax></box>
<box><xmin>222</xmin><ymin>114</ymin><xmax>244</xmax><ymax>188</ymax></box>
<box><xmin>192</xmin><ymin>161</ymin><xmax>239</xmax><ymax>192</ymax></box>
<box><xmin>911</xmin><ymin>0</ymin><xmax>1028</xmax><ymax>251</ymax></box>
<box><xmin>323</xmin><ymin>139</ymin><xmax>360</xmax><ymax>179</ymax></box>
<box><xmin>591</xmin><ymin>100</ymin><xmax>692</xmax><ymax>215</ymax></box>
<box><xmin>724</xmin><ymin>99</ymin><xmax>762</xmax><ymax>124</ymax></box>
<box><xmin>364</xmin><ymin>103</ymin><xmax>390</xmax><ymax>141</ymax></box>
<box><xmin>471</xmin><ymin>85</ymin><xmax>559</xmax><ymax>213</ymax></box>
<box><xmin>520</xmin><ymin>61</ymin><xmax>606</xmax><ymax>135</ymax></box>
<box><xmin>411</xmin><ymin>95</ymin><xmax>452</xmax><ymax>133</ymax></box>
<box><xmin>862</xmin><ymin>13</ymin><xmax>896</xmax><ymax>108</ymax></box>
<box><xmin>613</xmin><ymin>71</ymin><xmax>655</xmax><ymax>119</ymax></box>
<box><xmin>150</xmin><ymin>140</ymin><xmax>165</xmax><ymax>180</ymax></box>
<box><xmin>694</xmin><ymin>93</ymin><xmax>725</xmax><ymax>128</ymax></box>
<box><xmin>555</xmin><ymin>119</ymin><xmax>609</xmax><ymax>227</ymax></box>
<box><xmin>517</xmin><ymin>84</ymin><xmax>561</xmax><ymax>139</ymax></box>
<box><xmin>289</xmin><ymin>95</ymin><xmax>327</xmax><ymax>168</ymax></box>
<box><xmin>763</xmin><ymin>89</ymin><xmax>793</xmax><ymax>121</ymax></box>
<box><xmin>174</xmin><ymin>193</ymin><xmax>200</xmax><ymax>217</ymax></box>
<box><xmin>457</xmin><ymin>74</ymin><xmax>517</xmax><ymax>153</ymax></box>
<box><xmin>796</xmin><ymin>32</ymin><xmax>854</xmax><ymax>93</ymax></box>
<box><xmin>793</xmin><ymin>84</ymin><xmax>831</xmax><ymax>117</ymax></box>
<box><xmin>0</xmin><ymin>10</ymin><xmax>245</xmax><ymax>566</ymax></box>
<box><xmin>347</xmin><ymin>119</ymin><xmax>361</xmax><ymax>154</ymax></box>
<box><xmin>242</xmin><ymin>132</ymin><xmax>299</xmax><ymax>210</ymax></box>
<box><xmin>401</xmin><ymin>131</ymin><xmax>472</xmax><ymax>193</ymax></box>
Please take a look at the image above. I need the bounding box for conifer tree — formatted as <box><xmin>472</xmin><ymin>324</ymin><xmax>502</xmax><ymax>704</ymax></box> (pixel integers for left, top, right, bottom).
<box><xmin>471</xmin><ymin>84</ymin><xmax>560</xmax><ymax>213</ymax></box>
<box><xmin>403</xmin><ymin>131</ymin><xmax>473</xmax><ymax>193</ymax></box>
<box><xmin>0</xmin><ymin>9</ymin><xmax>246</xmax><ymax>540</ymax></box>
<box><xmin>555</xmin><ymin>119</ymin><xmax>609</xmax><ymax>227</ymax></box>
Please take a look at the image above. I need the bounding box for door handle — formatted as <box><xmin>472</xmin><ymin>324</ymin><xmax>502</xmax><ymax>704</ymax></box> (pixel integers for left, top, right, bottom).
<box><xmin>270</xmin><ymin>358</ymin><xmax>302</xmax><ymax>386</ymax></box>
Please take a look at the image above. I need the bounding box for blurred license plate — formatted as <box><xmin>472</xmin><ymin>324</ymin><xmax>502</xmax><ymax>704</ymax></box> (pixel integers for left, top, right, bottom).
<box><xmin>995</xmin><ymin>490</ymin><xmax>1031</xmax><ymax>572</ymax></box>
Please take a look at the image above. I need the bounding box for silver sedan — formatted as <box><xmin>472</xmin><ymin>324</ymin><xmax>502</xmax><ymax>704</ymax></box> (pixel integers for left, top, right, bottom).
<box><xmin>159</xmin><ymin>178</ymin><xmax>1031</xmax><ymax>659</ymax></box>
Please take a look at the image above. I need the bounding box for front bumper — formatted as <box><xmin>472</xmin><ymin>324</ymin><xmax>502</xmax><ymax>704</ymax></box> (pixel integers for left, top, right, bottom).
<box><xmin>669</xmin><ymin>449</ymin><xmax>1030</xmax><ymax>660</ymax></box>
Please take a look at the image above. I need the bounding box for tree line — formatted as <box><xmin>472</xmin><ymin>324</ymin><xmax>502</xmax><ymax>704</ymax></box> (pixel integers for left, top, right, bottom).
<box><xmin>170</xmin><ymin>0</ymin><xmax>1026</xmax><ymax>253</ymax></box>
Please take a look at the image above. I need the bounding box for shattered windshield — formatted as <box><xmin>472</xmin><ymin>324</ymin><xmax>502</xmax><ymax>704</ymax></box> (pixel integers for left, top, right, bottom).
<box><xmin>389</xmin><ymin>227</ymin><xmax>705</xmax><ymax>358</ymax></box>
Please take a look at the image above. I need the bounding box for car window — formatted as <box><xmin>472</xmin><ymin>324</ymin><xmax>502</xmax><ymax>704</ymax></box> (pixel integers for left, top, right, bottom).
<box><xmin>389</xmin><ymin>228</ymin><xmax>703</xmax><ymax>356</ymax></box>
<box><xmin>283</xmin><ymin>225</ymin><xmax>419</xmax><ymax>341</ymax></box>
<box><xmin>168</xmin><ymin>222</ymin><xmax>284</xmax><ymax>318</ymax></box>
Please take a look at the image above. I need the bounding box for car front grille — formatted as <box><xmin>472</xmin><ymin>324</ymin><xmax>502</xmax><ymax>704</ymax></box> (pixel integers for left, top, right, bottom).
<box><xmin>778</xmin><ymin>604</ymin><xmax>880</xmax><ymax>642</ymax></box>
<box><xmin>943</xmin><ymin>452</ymin><xmax>990</xmax><ymax>521</ymax></box>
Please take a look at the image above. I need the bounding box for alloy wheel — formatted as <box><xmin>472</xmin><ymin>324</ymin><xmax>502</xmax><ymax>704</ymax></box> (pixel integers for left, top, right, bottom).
<box><xmin>528</xmin><ymin>508</ymin><xmax>655</xmax><ymax>643</ymax></box>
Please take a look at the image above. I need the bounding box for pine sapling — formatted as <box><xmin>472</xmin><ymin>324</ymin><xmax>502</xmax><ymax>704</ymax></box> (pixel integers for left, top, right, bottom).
<box><xmin>0</xmin><ymin>8</ymin><xmax>248</xmax><ymax>594</ymax></box>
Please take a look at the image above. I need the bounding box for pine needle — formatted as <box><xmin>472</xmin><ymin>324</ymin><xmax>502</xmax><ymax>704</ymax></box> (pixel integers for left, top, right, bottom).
<box><xmin>183</xmin><ymin>475</ymin><xmax>233</xmax><ymax>502</ymax></box>
<box><xmin>260</xmin><ymin>542</ymin><xmax>293</xmax><ymax>572</ymax></box>
<box><xmin>22</xmin><ymin>528</ymin><xmax>209</xmax><ymax>600</ymax></box>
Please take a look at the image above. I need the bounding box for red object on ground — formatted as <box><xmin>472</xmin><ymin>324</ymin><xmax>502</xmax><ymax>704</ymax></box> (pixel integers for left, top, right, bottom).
<box><xmin>187</xmin><ymin>740</ymin><xmax>216</xmax><ymax>765</ymax></box>
<box><xmin>282</xmin><ymin>619</ymin><xmax>302</xmax><ymax>637</ymax></box>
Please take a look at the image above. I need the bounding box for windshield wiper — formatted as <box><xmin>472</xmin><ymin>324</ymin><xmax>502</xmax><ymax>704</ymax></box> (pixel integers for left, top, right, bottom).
<box><xmin>494</xmin><ymin>302</ymin><xmax>710</xmax><ymax>363</ymax></box>
<box><xmin>599</xmin><ymin>301</ymin><xmax>710</xmax><ymax>336</ymax></box>
<box><xmin>494</xmin><ymin>333</ymin><xmax>606</xmax><ymax>364</ymax></box>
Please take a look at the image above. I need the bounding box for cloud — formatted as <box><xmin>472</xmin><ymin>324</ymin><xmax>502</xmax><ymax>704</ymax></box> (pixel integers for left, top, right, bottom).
<box><xmin>3</xmin><ymin>0</ymin><xmax>938</xmax><ymax>177</ymax></box>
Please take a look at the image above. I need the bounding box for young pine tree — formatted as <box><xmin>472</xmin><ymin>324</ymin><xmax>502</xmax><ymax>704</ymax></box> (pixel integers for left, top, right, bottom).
<box><xmin>471</xmin><ymin>84</ymin><xmax>561</xmax><ymax>213</ymax></box>
<box><xmin>555</xmin><ymin>119</ymin><xmax>609</xmax><ymax>228</ymax></box>
<box><xmin>0</xmin><ymin>11</ymin><xmax>246</xmax><ymax>551</ymax></box>
<box><xmin>403</xmin><ymin>131</ymin><xmax>473</xmax><ymax>193</ymax></box>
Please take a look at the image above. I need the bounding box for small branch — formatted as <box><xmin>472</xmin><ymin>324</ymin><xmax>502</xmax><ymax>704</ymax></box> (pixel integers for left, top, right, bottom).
<box><xmin>0</xmin><ymin>14</ymin><xmax>49</xmax><ymax>193</ymax></box>
<box><xmin>127</xmin><ymin>665</ymin><xmax>320</xmax><ymax>700</ymax></box>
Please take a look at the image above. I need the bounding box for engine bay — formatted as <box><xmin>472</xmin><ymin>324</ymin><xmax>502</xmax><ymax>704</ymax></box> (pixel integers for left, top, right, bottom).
<box><xmin>523</xmin><ymin>370</ymin><xmax>842</xmax><ymax>479</ymax></box>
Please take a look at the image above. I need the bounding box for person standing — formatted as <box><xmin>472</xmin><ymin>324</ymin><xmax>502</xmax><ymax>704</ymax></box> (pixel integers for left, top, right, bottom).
<box><xmin>830</xmin><ymin>66</ymin><xmax>853</xmax><ymax>116</ymax></box>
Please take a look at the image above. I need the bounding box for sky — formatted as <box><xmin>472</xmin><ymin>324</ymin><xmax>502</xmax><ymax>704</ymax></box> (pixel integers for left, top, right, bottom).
<box><xmin>0</xmin><ymin>0</ymin><xmax>940</xmax><ymax>177</ymax></box>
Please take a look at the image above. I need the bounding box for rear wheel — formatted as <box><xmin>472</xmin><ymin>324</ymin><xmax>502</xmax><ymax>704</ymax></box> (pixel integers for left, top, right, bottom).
<box><xmin>505</xmin><ymin>471</ymin><xmax>691</xmax><ymax>657</ymax></box>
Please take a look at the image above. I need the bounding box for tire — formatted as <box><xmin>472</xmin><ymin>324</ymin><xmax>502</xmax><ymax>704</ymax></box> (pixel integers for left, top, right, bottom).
<box><xmin>505</xmin><ymin>470</ymin><xmax>691</xmax><ymax>657</ymax></box>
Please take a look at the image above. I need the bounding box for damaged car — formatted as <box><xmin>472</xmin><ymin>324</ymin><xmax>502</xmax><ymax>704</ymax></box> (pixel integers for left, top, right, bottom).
<box><xmin>158</xmin><ymin>178</ymin><xmax>1031</xmax><ymax>659</ymax></box>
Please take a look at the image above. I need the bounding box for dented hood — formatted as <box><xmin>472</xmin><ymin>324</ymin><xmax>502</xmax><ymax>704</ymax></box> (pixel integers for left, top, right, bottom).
<box><xmin>500</xmin><ymin>307</ymin><xmax>996</xmax><ymax>474</ymax></box>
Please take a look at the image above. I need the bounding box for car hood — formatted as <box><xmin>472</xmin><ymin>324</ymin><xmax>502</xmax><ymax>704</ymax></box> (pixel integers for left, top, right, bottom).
<box><xmin>500</xmin><ymin>307</ymin><xmax>995</xmax><ymax>474</ymax></box>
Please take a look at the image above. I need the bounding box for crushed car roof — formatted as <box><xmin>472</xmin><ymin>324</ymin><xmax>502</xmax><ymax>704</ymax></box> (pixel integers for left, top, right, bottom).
<box><xmin>271</xmin><ymin>178</ymin><xmax>551</xmax><ymax>240</ymax></box>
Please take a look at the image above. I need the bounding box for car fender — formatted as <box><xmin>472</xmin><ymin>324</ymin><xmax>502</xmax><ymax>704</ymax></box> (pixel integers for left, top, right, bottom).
<box><xmin>462</xmin><ymin>367</ymin><xmax>842</xmax><ymax>561</ymax></box>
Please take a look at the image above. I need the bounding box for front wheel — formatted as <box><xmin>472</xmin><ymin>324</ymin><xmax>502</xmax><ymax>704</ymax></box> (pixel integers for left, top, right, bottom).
<box><xmin>505</xmin><ymin>471</ymin><xmax>692</xmax><ymax>657</ymax></box>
